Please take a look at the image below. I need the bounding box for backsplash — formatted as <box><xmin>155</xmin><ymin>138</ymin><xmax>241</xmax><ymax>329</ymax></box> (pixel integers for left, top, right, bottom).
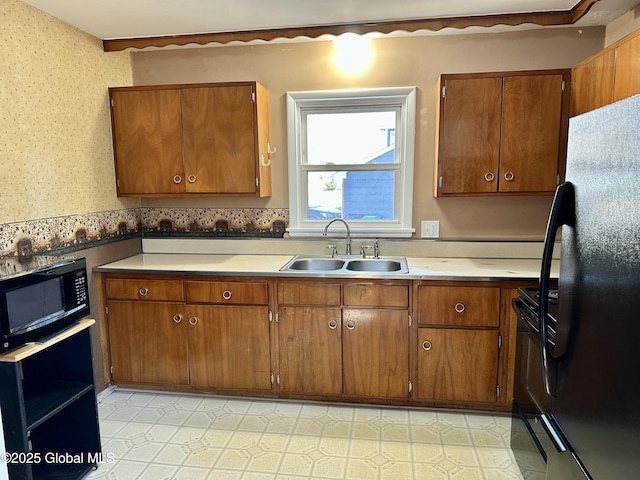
<box><xmin>0</xmin><ymin>207</ymin><xmax>288</xmax><ymax>257</ymax></box>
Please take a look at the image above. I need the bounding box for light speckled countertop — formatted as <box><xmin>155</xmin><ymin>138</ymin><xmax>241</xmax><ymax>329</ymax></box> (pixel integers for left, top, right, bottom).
<box><xmin>95</xmin><ymin>253</ymin><xmax>556</xmax><ymax>281</ymax></box>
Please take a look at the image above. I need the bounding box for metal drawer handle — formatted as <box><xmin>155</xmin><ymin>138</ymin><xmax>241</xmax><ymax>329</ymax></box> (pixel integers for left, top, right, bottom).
<box><xmin>454</xmin><ymin>302</ymin><xmax>466</xmax><ymax>313</ymax></box>
<box><xmin>328</xmin><ymin>319</ymin><xmax>338</xmax><ymax>329</ymax></box>
<box><xmin>222</xmin><ymin>290</ymin><xmax>232</xmax><ymax>300</ymax></box>
<box><xmin>484</xmin><ymin>172</ymin><xmax>495</xmax><ymax>182</ymax></box>
<box><xmin>173</xmin><ymin>314</ymin><xmax>183</xmax><ymax>323</ymax></box>
<box><xmin>422</xmin><ymin>340</ymin><xmax>432</xmax><ymax>351</ymax></box>
<box><xmin>504</xmin><ymin>171</ymin><xmax>515</xmax><ymax>182</ymax></box>
<box><xmin>173</xmin><ymin>175</ymin><xmax>183</xmax><ymax>184</ymax></box>
<box><xmin>188</xmin><ymin>316</ymin><xmax>198</xmax><ymax>326</ymax></box>
<box><xmin>346</xmin><ymin>320</ymin><xmax>355</xmax><ymax>330</ymax></box>
<box><xmin>138</xmin><ymin>287</ymin><xmax>149</xmax><ymax>297</ymax></box>
<box><xmin>187</xmin><ymin>174</ymin><xmax>197</xmax><ymax>183</ymax></box>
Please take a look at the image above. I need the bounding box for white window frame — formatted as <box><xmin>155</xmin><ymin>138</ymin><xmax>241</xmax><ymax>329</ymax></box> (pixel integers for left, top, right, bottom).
<box><xmin>286</xmin><ymin>86</ymin><xmax>416</xmax><ymax>238</ymax></box>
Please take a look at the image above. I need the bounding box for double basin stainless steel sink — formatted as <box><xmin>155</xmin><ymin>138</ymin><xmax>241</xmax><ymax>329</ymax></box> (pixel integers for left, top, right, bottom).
<box><xmin>279</xmin><ymin>255</ymin><xmax>409</xmax><ymax>274</ymax></box>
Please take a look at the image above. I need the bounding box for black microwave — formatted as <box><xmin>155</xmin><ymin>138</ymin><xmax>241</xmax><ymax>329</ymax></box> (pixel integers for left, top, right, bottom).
<box><xmin>0</xmin><ymin>256</ymin><xmax>89</xmax><ymax>353</ymax></box>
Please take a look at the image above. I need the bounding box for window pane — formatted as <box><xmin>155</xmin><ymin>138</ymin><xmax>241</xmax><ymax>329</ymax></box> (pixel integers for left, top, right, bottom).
<box><xmin>306</xmin><ymin>111</ymin><xmax>396</xmax><ymax>165</ymax></box>
<box><xmin>307</xmin><ymin>171</ymin><xmax>395</xmax><ymax>221</ymax></box>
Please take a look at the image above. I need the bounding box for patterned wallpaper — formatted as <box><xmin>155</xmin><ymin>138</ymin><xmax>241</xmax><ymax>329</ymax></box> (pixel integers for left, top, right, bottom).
<box><xmin>0</xmin><ymin>0</ymin><xmax>137</xmax><ymax>225</ymax></box>
<box><xmin>0</xmin><ymin>1</ymin><xmax>289</xmax><ymax>258</ymax></box>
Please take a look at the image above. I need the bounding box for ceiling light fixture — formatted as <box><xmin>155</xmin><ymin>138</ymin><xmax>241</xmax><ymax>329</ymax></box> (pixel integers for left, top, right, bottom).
<box><xmin>332</xmin><ymin>33</ymin><xmax>373</xmax><ymax>75</ymax></box>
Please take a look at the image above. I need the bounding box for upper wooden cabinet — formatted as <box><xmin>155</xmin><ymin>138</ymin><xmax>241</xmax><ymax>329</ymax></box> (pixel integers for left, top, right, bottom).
<box><xmin>571</xmin><ymin>29</ymin><xmax>640</xmax><ymax>117</ymax></box>
<box><xmin>109</xmin><ymin>82</ymin><xmax>272</xmax><ymax>197</ymax></box>
<box><xmin>434</xmin><ymin>70</ymin><xmax>570</xmax><ymax>197</ymax></box>
<box><xmin>571</xmin><ymin>49</ymin><xmax>616</xmax><ymax>117</ymax></box>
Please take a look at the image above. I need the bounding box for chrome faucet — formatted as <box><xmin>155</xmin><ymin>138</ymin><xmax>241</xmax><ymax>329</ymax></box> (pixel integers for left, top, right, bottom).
<box><xmin>323</xmin><ymin>218</ymin><xmax>352</xmax><ymax>255</ymax></box>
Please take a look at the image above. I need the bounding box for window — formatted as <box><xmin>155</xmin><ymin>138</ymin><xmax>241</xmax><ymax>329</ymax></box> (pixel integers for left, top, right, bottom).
<box><xmin>286</xmin><ymin>87</ymin><xmax>416</xmax><ymax>238</ymax></box>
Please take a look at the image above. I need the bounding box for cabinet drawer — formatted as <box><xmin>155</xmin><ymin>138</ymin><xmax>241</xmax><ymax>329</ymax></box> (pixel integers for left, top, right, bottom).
<box><xmin>343</xmin><ymin>284</ymin><xmax>409</xmax><ymax>308</ymax></box>
<box><xmin>185</xmin><ymin>281</ymin><xmax>268</xmax><ymax>305</ymax></box>
<box><xmin>277</xmin><ymin>283</ymin><xmax>341</xmax><ymax>306</ymax></box>
<box><xmin>105</xmin><ymin>278</ymin><xmax>184</xmax><ymax>301</ymax></box>
<box><xmin>417</xmin><ymin>286</ymin><xmax>499</xmax><ymax>327</ymax></box>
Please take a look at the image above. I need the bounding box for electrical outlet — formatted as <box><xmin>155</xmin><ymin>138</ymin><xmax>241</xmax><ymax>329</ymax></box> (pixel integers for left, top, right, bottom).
<box><xmin>421</xmin><ymin>220</ymin><xmax>440</xmax><ymax>239</ymax></box>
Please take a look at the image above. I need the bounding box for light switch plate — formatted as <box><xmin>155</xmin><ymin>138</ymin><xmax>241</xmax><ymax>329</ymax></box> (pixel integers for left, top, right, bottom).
<box><xmin>421</xmin><ymin>220</ymin><xmax>440</xmax><ymax>239</ymax></box>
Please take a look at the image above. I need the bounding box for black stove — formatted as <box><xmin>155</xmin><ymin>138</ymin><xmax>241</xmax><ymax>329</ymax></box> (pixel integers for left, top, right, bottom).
<box><xmin>511</xmin><ymin>286</ymin><xmax>561</xmax><ymax>478</ymax></box>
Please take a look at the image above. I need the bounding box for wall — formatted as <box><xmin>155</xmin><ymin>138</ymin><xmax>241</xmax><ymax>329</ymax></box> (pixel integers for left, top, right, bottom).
<box><xmin>0</xmin><ymin>0</ymin><xmax>139</xmax><ymax>255</ymax></box>
<box><xmin>605</xmin><ymin>4</ymin><xmax>640</xmax><ymax>45</ymax></box>
<box><xmin>132</xmin><ymin>27</ymin><xmax>605</xmax><ymax>240</ymax></box>
<box><xmin>1</xmin><ymin>0</ymin><xmax>144</xmax><ymax>391</ymax></box>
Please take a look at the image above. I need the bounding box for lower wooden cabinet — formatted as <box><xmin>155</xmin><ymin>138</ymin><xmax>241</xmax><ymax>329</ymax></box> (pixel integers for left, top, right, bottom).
<box><xmin>415</xmin><ymin>327</ymin><xmax>499</xmax><ymax>403</ymax></box>
<box><xmin>342</xmin><ymin>308</ymin><xmax>409</xmax><ymax>398</ymax></box>
<box><xmin>276</xmin><ymin>281</ymin><xmax>411</xmax><ymax>400</ymax></box>
<box><xmin>99</xmin><ymin>274</ymin><xmax>523</xmax><ymax>411</ymax></box>
<box><xmin>186</xmin><ymin>305</ymin><xmax>271</xmax><ymax>390</ymax></box>
<box><xmin>104</xmin><ymin>276</ymin><xmax>272</xmax><ymax>392</ymax></box>
<box><xmin>277</xmin><ymin>306</ymin><xmax>342</xmax><ymax>395</ymax></box>
<box><xmin>414</xmin><ymin>283</ymin><xmax>503</xmax><ymax>406</ymax></box>
<box><xmin>107</xmin><ymin>300</ymin><xmax>188</xmax><ymax>385</ymax></box>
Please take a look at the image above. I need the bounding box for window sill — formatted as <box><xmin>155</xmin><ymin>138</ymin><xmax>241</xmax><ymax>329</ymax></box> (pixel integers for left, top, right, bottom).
<box><xmin>286</xmin><ymin>227</ymin><xmax>415</xmax><ymax>239</ymax></box>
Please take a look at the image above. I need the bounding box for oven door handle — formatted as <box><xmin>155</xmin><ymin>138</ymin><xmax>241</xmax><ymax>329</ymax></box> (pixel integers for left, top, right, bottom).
<box><xmin>540</xmin><ymin>414</ymin><xmax>568</xmax><ymax>454</ymax></box>
<box><xmin>540</xmin><ymin>182</ymin><xmax>574</xmax><ymax>396</ymax></box>
<box><xmin>512</xmin><ymin>298</ymin><xmax>540</xmax><ymax>335</ymax></box>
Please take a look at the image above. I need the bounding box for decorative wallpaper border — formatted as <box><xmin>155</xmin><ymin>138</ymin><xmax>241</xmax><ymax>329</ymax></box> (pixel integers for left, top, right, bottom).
<box><xmin>0</xmin><ymin>207</ymin><xmax>289</xmax><ymax>257</ymax></box>
<box><xmin>0</xmin><ymin>209</ymin><xmax>142</xmax><ymax>258</ymax></box>
<box><xmin>141</xmin><ymin>207</ymin><xmax>289</xmax><ymax>238</ymax></box>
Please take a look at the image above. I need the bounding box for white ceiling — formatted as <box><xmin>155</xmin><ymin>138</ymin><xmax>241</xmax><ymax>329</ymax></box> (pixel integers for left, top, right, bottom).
<box><xmin>20</xmin><ymin>0</ymin><xmax>640</xmax><ymax>41</ymax></box>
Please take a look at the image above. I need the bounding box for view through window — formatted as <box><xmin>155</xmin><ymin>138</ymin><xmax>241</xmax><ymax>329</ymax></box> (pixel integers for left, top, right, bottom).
<box><xmin>306</xmin><ymin>110</ymin><xmax>397</xmax><ymax>221</ymax></box>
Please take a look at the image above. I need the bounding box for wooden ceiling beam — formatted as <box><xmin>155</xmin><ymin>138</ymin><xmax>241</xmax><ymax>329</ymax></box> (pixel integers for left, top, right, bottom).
<box><xmin>102</xmin><ymin>0</ymin><xmax>601</xmax><ymax>52</ymax></box>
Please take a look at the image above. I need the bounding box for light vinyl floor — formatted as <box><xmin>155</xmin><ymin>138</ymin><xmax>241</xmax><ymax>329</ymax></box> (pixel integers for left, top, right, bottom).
<box><xmin>86</xmin><ymin>389</ymin><xmax>539</xmax><ymax>480</ymax></box>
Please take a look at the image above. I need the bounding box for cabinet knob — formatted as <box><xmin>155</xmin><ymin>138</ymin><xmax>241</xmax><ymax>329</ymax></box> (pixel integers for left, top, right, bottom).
<box><xmin>138</xmin><ymin>287</ymin><xmax>149</xmax><ymax>297</ymax></box>
<box><xmin>187</xmin><ymin>174</ymin><xmax>197</xmax><ymax>183</ymax></box>
<box><xmin>328</xmin><ymin>319</ymin><xmax>338</xmax><ymax>329</ymax></box>
<box><xmin>173</xmin><ymin>175</ymin><xmax>183</xmax><ymax>184</ymax></box>
<box><xmin>346</xmin><ymin>320</ymin><xmax>356</xmax><ymax>330</ymax></box>
<box><xmin>454</xmin><ymin>302</ymin><xmax>466</xmax><ymax>313</ymax></box>
<box><xmin>173</xmin><ymin>314</ymin><xmax>183</xmax><ymax>323</ymax></box>
<box><xmin>504</xmin><ymin>171</ymin><xmax>515</xmax><ymax>182</ymax></box>
<box><xmin>188</xmin><ymin>316</ymin><xmax>198</xmax><ymax>326</ymax></box>
<box><xmin>484</xmin><ymin>172</ymin><xmax>495</xmax><ymax>182</ymax></box>
<box><xmin>222</xmin><ymin>290</ymin><xmax>232</xmax><ymax>300</ymax></box>
<box><xmin>422</xmin><ymin>340</ymin><xmax>433</xmax><ymax>351</ymax></box>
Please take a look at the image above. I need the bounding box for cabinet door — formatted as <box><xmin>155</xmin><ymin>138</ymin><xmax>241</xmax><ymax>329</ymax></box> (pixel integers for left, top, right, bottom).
<box><xmin>278</xmin><ymin>307</ymin><xmax>342</xmax><ymax>395</ymax></box>
<box><xmin>342</xmin><ymin>309</ymin><xmax>409</xmax><ymax>398</ymax></box>
<box><xmin>107</xmin><ymin>300</ymin><xmax>188</xmax><ymax>385</ymax></box>
<box><xmin>182</xmin><ymin>85</ymin><xmax>257</xmax><ymax>194</ymax></box>
<box><xmin>186</xmin><ymin>305</ymin><xmax>271</xmax><ymax>390</ymax></box>
<box><xmin>613</xmin><ymin>34</ymin><xmax>640</xmax><ymax>103</ymax></box>
<box><xmin>416</xmin><ymin>328</ymin><xmax>498</xmax><ymax>403</ymax></box>
<box><xmin>110</xmin><ymin>89</ymin><xmax>185</xmax><ymax>195</ymax></box>
<box><xmin>499</xmin><ymin>74</ymin><xmax>563</xmax><ymax>193</ymax></box>
<box><xmin>571</xmin><ymin>50</ymin><xmax>616</xmax><ymax>117</ymax></box>
<box><xmin>438</xmin><ymin>77</ymin><xmax>502</xmax><ymax>194</ymax></box>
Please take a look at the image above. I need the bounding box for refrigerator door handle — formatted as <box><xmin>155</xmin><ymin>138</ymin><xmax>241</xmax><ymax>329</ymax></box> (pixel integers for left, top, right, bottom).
<box><xmin>540</xmin><ymin>413</ymin><xmax>569</xmax><ymax>453</ymax></box>
<box><xmin>540</xmin><ymin>182</ymin><xmax>575</xmax><ymax>396</ymax></box>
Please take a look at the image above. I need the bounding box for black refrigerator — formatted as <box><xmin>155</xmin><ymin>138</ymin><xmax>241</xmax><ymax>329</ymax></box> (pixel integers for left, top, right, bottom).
<box><xmin>530</xmin><ymin>93</ymin><xmax>640</xmax><ymax>479</ymax></box>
